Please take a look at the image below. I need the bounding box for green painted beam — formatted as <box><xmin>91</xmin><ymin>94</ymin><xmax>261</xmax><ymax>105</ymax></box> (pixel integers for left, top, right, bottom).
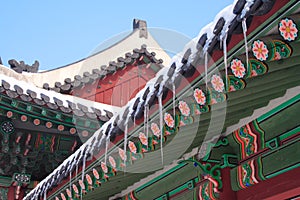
<box><xmin>258</xmin><ymin>94</ymin><xmax>300</xmax><ymax>123</ymax></box>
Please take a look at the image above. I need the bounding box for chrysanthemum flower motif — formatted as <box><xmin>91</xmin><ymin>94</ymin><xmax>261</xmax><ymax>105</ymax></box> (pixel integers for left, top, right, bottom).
<box><xmin>252</xmin><ymin>40</ymin><xmax>269</xmax><ymax>61</ymax></box>
<box><xmin>151</xmin><ymin>123</ymin><xmax>161</xmax><ymax>137</ymax></box>
<box><xmin>86</xmin><ymin>174</ymin><xmax>93</xmax><ymax>185</ymax></box>
<box><xmin>61</xmin><ymin>193</ymin><xmax>67</xmax><ymax>200</ymax></box>
<box><xmin>279</xmin><ymin>18</ymin><xmax>298</xmax><ymax>41</ymax></box>
<box><xmin>128</xmin><ymin>141</ymin><xmax>137</xmax><ymax>154</ymax></box>
<box><xmin>230</xmin><ymin>59</ymin><xmax>246</xmax><ymax>78</ymax></box>
<box><xmin>178</xmin><ymin>101</ymin><xmax>190</xmax><ymax>116</ymax></box>
<box><xmin>139</xmin><ymin>132</ymin><xmax>148</xmax><ymax>146</ymax></box>
<box><xmin>93</xmin><ymin>168</ymin><xmax>99</xmax><ymax>179</ymax></box>
<box><xmin>101</xmin><ymin>162</ymin><xmax>108</xmax><ymax>173</ymax></box>
<box><xmin>78</xmin><ymin>179</ymin><xmax>86</xmax><ymax>190</ymax></box>
<box><xmin>211</xmin><ymin>75</ymin><xmax>224</xmax><ymax>92</ymax></box>
<box><xmin>66</xmin><ymin>189</ymin><xmax>72</xmax><ymax>197</ymax></box>
<box><xmin>109</xmin><ymin>156</ymin><xmax>116</xmax><ymax>169</ymax></box>
<box><xmin>164</xmin><ymin>112</ymin><xmax>175</xmax><ymax>128</ymax></box>
<box><xmin>72</xmin><ymin>184</ymin><xmax>79</xmax><ymax>194</ymax></box>
<box><xmin>118</xmin><ymin>148</ymin><xmax>127</xmax><ymax>161</ymax></box>
<box><xmin>194</xmin><ymin>88</ymin><xmax>206</xmax><ymax>105</ymax></box>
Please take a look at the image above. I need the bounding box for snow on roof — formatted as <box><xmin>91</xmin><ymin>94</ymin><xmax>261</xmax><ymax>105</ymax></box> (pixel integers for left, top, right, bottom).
<box><xmin>24</xmin><ymin>0</ymin><xmax>265</xmax><ymax>199</ymax></box>
<box><xmin>41</xmin><ymin>45</ymin><xmax>164</xmax><ymax>94</ymax></box>
<box><xmin>0</xmin><ymin>74</ymin><xmax>121</xmax><ymax>119</ymax></box>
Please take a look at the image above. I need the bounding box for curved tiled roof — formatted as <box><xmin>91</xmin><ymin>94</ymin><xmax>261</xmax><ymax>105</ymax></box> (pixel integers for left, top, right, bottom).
<box><xmin>23</xmin><ymin>0</ymin><xmax>299</xmax><ymax>199</ymax></box>
<box><xmin>0</xmin><ymin>74</ymin><xmax>120</xmax><ymax>124</ymax></box>
<box><xmin>42</xmin><ymin>45</ymin><xmax>164</xmax><ymax>94</ymax></box>
<box><xmin>18</xmin><ymin>25</ymin><xmax>171</xmax><ymax>88</ymax></box>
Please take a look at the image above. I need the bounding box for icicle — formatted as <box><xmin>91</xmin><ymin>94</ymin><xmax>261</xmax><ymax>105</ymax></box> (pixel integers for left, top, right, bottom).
<box><xmin>69</xmin><ymin>170</ymin><xmax>72</xmax><ymax>194</ymax></box>
<box><xmin>95</xmin><ymin>134</ymin><xmax>106</xmax><ymax>167</ymax></box>
<box><xmin>80</xmin><ymin>152</ymin><xmax>87</xmax><ymax>200</ymax></box>
<box><xmin>242</xmin><ymin>18</ymin><xmax>249</xmax><ymax>72</ymax></box>
<box><xmin>105</xmin><ymin>137</ymin><xmax>109</xmax><ymax>166</ymax></box>
<box><xmin>172</xmin><ymin>83</ymin><xmax>176</xmax><ymax>118</ymax></box>
<box><xmin>146</xmin><ymin>105</ymin><xmax>149</xmax><ymax>149</ymax></box>
<box><xmin>124</xmin><ymin>123</ymin><xmax>128</xmax><ymax>171</ymax></box>
<box><xmin>144</xmin><ymin>104</ymin><xmax>150</xmax><ymax>148</ymax></box>
<box><xmin>144</xmin><ymin>104</ymin><xmax>147</xmax><ymax>134</ymax></box>
<box><xmin>75</xmin><ymin>165</ymin><xmax>79</xmax><ymax>181</ymax></box>
<box><xmin>81</xmin><ymin>152</ymin><xmax>87</xmax><ymax>188</ymax></box>
<box><xmin>223</xmin><ymin>33</ymin><xmax>228</xmax><ymax>90</ymax></box>
<box><xmin>158</xmin><ymin>94</ymin><xmax>164</xmax><ymax>166</ymax></box>
<box><xmin>205</xmin><ymin>52</ymin><xmax>208</xmax><ymax>89</ymax></box>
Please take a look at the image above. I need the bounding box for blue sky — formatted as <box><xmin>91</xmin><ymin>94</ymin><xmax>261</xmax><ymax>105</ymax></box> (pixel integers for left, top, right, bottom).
<box><xmin>0</xmin><ymin>0</ymin><xmax>233</xmax><ymax>70</ymax></box>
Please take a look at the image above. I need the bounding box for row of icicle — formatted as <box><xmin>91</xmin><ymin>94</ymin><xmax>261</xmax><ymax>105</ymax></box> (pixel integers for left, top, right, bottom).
<box><xmin>27</xmin><ymin>0</ymin><xmax>254</xmax><ymax>199</ymax></box>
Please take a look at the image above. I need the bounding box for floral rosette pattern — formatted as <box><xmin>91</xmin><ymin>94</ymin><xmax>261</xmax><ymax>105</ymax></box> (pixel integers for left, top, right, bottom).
<box><xmin>151</xmin><ymin>123</ymin><xmax>161</xmax><ymax>137</ymax></box>
<box><xmin>194</xmin><ymin>88</ymin><xmax>206</xmax><ymax>105</ymax></box>
<box><xmin>128</xmin><ymin>141</ymin><xmax>137</xmax><ymax>154</ymax></box>
<box><xmin>178</xmin><ymin>101</ymin><xmax>191</xmax><ymax>116</ymax></box>
<box><xmin>252</xmin><ymin>40</ymin><xmax>269</xmax><ymax>61</ymax></box>
<box><xmin>164</xmin><ymin>112</ymin><xmax>175</xmax><ymax>128</ymax></box>
<box><xmin>230</xmin><ymin>59</ymin><xmax>246</xmax><ymax>78</ymax></box>
<box><xmin>279</xmin><ymin>18</ymin><xmax>298</xmax><ymax>41</ymax></box>
<box><xmin>101</xmin><ymin>162</ymin><xmax>108</xmax><ymax>174</ymax></box>
<box><xmin>211</xmin><ymin>75</ymin><xmax>224</xmax><ymax>92</ymax></box>
<box><xmin>118</xmin><ymin>148</ymin><xmax>127</xmax><ymax>161</ymax></box>
<box><xmin>109</xmin><ymin>156</ymin><xmax>117</xmax><ymax>169</ymax></box>
<box><xmin>139</xmin><ymin>132</ymin><xmax>148</xmax><ymax>146</ymax></box>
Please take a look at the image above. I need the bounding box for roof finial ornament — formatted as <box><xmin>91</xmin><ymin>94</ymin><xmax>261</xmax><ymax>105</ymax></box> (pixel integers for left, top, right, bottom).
<box><xmin>133</xmin><ymin>19</ymin><xmax>148</xmax><ymax>39</ymax></box>
<box><xmin>8</xmin><ymin>59</ymin><xmax>39</xmax><ymax>73</ymax></box>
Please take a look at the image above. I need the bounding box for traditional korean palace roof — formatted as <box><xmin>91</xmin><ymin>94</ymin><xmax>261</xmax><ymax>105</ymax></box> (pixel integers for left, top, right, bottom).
<box><xmin>7</xmin><ymin>19</ymin><xmax>170</xmax><ymax>89</ymax></box>
<box><xmin>24</xmin><ymin>0</ymin><xmax>300</xmax><ymax>199</ymax></box>
<box><xmin>0</xmin><ymin>18</ymin><xmax>171</xmax><ymax>199</ymax></box>
<box><xmin>0</xmin><ymin>71</ymin><xmax>120</xmax><ymax>182</ymax></box>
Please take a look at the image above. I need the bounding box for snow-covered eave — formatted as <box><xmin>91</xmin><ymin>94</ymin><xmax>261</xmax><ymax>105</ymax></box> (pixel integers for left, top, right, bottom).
<box><xmin>110</xmin><ymin>85</ymin><xmax>300</xmax><ymax>199</ymax></box>
<box><xmin>0</xmin><ymin>73</ymin><xmax>121</xmax><ymax>119</ymax></box>
<box><xmin>23</xmin><ymin>0</ymin><xmax>278</xmax><ymax>199</ymax></box>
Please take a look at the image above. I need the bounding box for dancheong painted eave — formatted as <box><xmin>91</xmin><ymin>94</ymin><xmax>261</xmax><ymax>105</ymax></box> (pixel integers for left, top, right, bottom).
<box><xmin>23</xmin><ymin>0</ymin><xmax>300</xmax><ymax>199</ymax></box>
<box><xmin>0</xmin><ymin>74</ymin><xmax>120</xmax><ymax>120</ymax></box>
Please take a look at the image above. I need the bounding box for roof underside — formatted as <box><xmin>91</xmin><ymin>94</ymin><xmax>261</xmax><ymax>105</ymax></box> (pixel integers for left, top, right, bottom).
<box><xmin>24</xmin><ymin>0</ymin><xmax>300</xmax><ymax>199</ymax></box>
<box><xmin>84</xmin><ymin>50</ymin><xmax>300</xmax><ymax>200</ymax></box>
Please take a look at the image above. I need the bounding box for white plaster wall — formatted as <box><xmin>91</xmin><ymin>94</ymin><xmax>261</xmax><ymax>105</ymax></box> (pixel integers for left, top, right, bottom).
<box><xmin>19</xmin><ymin>30</ymin><xmax>171</xmax><ymax>88</ymax></box>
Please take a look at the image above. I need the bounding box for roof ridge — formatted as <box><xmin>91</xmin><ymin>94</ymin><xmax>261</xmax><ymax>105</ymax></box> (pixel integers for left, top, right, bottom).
<box><xmin>43</xmin><ymin>45</ymin><xmax>164</xmax><ymax>94</ymax></box>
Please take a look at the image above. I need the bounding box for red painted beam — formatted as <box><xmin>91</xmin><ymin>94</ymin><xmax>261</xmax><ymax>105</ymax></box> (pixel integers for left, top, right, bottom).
<box><xmin>220</xmin><ymin>168</ymin><xmax>237</xmax><ymax>200</ymax></box>
<box><xmin>236</xmin><ymin>167</ymin><xmax>300</xmax><ymax>200</ymax></box>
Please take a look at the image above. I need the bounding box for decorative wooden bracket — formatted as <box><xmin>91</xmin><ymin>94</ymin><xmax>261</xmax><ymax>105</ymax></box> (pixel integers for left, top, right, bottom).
<box><xmin>178</xmin><ymin>158</ymin><xmax>223</xmax><ymax>190</ymax></box>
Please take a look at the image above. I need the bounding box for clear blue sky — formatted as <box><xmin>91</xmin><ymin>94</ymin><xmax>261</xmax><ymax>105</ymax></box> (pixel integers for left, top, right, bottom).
<box><xmin>0</xmin><ymin>0</ymin><xmax>233</xmax><ymax>71</ymax></box>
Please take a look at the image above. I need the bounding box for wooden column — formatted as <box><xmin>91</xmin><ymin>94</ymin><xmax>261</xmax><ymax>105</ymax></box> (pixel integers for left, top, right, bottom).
<box><xmin>219</xmin><ymin>168</ymin><xmax>236</xmax><ymax>200</ymax></box>
<box><xmin>7</xmin><ymin>185</ymin><xmax>25</xmax><ymax>200</ymax></box>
